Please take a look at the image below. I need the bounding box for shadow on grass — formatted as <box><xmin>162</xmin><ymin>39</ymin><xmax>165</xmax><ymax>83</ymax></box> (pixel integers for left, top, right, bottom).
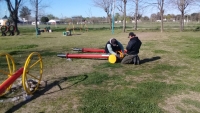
<box><xmin>140</xmin><ymin>56</ymin><xmax>161</xmax><ymax>64</ymax></box>
<box><xmin>9</xmin><ymin>51</ymin><xmax>25</xmax><ymax>56</ymax></box>
<box><xmin>5</xmin><ymin>75</ymin><xmax>88</xmax><ymax>113</ymax></box>
<box><xmin>8</xmin><ymin>50</ymin><xmax>58</xmax><ymax>57</ymax></box>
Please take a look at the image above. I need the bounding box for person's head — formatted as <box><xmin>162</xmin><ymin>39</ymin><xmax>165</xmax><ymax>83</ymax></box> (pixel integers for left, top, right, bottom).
<box><xmin>128</xmin><ymin>32</ymin><xmax>136</xmax><ymax>38</ymax></box>
<box><xmin>110</xmin><ymin>38</ymin><xmax>117</xmax><ymax>46</ymax></box>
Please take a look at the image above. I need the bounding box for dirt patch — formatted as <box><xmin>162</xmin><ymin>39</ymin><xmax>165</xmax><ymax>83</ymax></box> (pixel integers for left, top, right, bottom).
<box><xmin>159</xmin><ymin>91</ymin><xmax>200</xmax><ymax>113</ymax></box>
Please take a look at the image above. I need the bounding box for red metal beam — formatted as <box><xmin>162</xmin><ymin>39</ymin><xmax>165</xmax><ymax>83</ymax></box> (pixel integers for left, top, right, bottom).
<box><xmin>73</xmin><ymin>48</ymin><xmax>127</xmax><ymax>53</ymax></box>
<box><xmin>0</xmin><ymin>68</ymin><xmax>24</xmax><ymax>95</ymax></box>
<box><xmin>57</xmin><ymin>53</ymin><xmax>110</xmax><ymax>59</ymax></box>
<box><xmin>82</xmin><ymin>48</ymin><xmax>105</xmax><ymax>53</ymax></box>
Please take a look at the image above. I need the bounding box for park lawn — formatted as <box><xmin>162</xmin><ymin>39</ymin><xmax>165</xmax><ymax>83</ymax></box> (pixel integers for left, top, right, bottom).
<box><xmin>0</xmin><ymin>29</ymin><xmax>200</xmax><ymax>113</ymax></box>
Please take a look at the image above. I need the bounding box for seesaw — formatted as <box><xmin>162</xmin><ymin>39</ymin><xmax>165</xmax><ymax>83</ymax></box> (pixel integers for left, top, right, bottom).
<box><xmin>0</xmin><ymin>52</ymin><xmax>43</xmax><ymax>96</ymax></box>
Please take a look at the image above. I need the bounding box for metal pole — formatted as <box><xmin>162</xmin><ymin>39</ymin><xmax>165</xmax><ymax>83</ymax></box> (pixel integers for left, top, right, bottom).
<box><xmin>112</xmin><ymin>0</ymin><xmax>115</xmax><ymax>34</ymax></box>
<box><xmin>57</xmin><ymin>53</ymin><xmax>110</xmax><ymax>59</ymax></box>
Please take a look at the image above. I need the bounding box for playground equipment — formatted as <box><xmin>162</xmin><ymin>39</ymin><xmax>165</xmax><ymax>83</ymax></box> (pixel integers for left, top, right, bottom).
<box><xmin>65</xmin><ymin>17</ymin><xmax>88</xmax><ymax>36</ymax></box>
<box><xmin>57</xmin><ymin>51</ymin><xmax>124</xmax><ymax>64</ymax></box>
<box><xmin>64</xmin><ymin>23</ymin><xmax>74</xmax><ymax>36</ymax></box>
<box><xmin>0</xmin><ymin>25</ymin><xmax>19</xmax><ymax>36</ymax></box>
<box><xmin>0</xmin><ymin>52</ymin><xmax>43</xmax><ymax>96</ymax></box>
<box><xmin>66</xmin><ymin>22</ymin><xmax>75</xmax><ymax>33</ymax></box>
<box><xmin>80</xmin><ymin>22</ymin><xmax>88</xmax><ymax>32</ymax></box>
<box><xmin>44</xmin><ymin>26</ymin><xmax>51</xmax><ymax>32</ymax></box>
<box><xmin>73</xmin><ymin>48</ymin><xmax>106</xmax><ymax>53</ymax></box>
<box><xmin>72</xmin><ymin>48</ymin><xmax>127</xmax><ymax>53</ymax></box>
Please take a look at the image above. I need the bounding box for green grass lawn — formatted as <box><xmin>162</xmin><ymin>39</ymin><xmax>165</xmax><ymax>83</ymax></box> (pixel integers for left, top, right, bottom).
<box><xmin>0</xmin><ymin>28</ymin><xmax>200</xmax><ymax>113</ymax></box>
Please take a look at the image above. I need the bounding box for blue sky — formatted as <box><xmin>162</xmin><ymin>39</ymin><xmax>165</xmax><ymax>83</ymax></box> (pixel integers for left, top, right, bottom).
<box><xmin>0</xmin><ymin>0</ymin><xmax>199</xmax><ymax>19</ymax></box>
<box><xmin>0</xmin><ymin>0</ymin><xmax>108</xmax><ymax>18</ymax></box>
<box><xmin>46</xmin><ymin>0</ymin><xmax>106</xmax><ymax>18</ymax></box>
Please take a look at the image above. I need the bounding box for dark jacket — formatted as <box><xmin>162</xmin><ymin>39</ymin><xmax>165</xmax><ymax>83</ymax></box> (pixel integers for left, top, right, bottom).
<box><xmin>126</xmin><ymin>37</ymin><xmax>142</xmax><ymax>55</ymax></box>
<box><xmin>104</xmin><ymin>41</ymin><xmax>121</xmax><ymax>53</ymax></box>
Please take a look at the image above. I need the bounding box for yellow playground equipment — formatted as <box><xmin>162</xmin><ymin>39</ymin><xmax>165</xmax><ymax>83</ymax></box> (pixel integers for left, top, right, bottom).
<box><xmin>0</xmin><ymin>52</ymin><xmax>43</xmax><ymax>96</ymax></box>
<box><xmin>80</xmin><ymin>23</ymin><xmax>88</xmax><ymax>32</ymax></box>
<box><xmin>66</xmin><ymin>22</ymin><xmax>75</xmax><ymax>33</ymax></box>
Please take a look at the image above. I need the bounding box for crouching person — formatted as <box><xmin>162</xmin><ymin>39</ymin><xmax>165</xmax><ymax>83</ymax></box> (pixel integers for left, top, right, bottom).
<box><xmin>121</xmin><ymin>32</ymin><xmax>142</xmax><ymax>65</ymax></box>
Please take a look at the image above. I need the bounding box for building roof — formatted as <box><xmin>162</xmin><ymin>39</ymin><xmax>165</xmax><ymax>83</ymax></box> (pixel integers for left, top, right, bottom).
<box><xmin>2</xmin><ymin>15</ymin><xmax>8</xmax><ymax>19</ymax></box>
<box><xmin>48</xmin><ymin>20</ymin><xmax>60</xmax><ymax>23</ymax></box>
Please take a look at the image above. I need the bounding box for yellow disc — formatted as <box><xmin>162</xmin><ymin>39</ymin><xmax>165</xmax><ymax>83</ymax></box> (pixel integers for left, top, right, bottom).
<box><xmin>22</xmin><ymin>52</ymin><xmax>43</xmax><ymax>95</ymax></box>
<box><xmin>0</xmin><ymin>53</ymin><xmax>16</xmax><ymax>96</ymax></box>
<box><xmin>108</xmin><ymin>54</ymin><xmax>117</xmax><ymax>64</ymax></box>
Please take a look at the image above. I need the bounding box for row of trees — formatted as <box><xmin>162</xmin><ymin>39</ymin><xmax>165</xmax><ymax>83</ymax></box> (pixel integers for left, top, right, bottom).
<box><xmin>1</xmin><ymin>0</ymin><xmax>200</xmax><ymax>34</ymax></box>
<box><xmin>16</xmin><ymin>6</ymin><xmax>200</xmax><ymax>25</ymax></box>
<box><xmin>92</xmin><ymin>0</ymin><xmax>200</xmax><ymax>32</ymax></box>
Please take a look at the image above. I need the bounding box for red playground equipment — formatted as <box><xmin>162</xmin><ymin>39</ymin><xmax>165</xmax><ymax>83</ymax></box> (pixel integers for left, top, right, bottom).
<box><xmin>57</xmin><ymin>48</ymin><xmax>124</xmax><ymax>63</ymax></box>
<box><xmin>72</xmin><ymin>48</ymin><xmax>106</xmax><ymax>53</ymax></box>
<box><xmin>72</xmin><ymin>48</ymin><xmax>127</xmax><ymax>53</ymax></box>
<box><xmin>0</xmin><ymin>52</ymin><xmax>43</xmax><ymax>96</ymax></box>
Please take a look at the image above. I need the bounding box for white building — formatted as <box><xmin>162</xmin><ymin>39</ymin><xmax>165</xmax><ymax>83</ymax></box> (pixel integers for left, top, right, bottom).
<box><xmin>32</xmin><ymin>21</ymin><xmax>40</xmax><ymax>25</ymax></box>
<box><xmin>48</xmin><ymin>19</ymin><xmax>60</xmax><ymax>24</ymax></box>
<box><xmin>0</xmin><ymin>15</ymin><xmax>8</xmax><ymax>25</ymax></box>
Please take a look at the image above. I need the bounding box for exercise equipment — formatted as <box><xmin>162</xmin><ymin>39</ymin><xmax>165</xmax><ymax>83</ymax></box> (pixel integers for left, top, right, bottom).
<box><xmin>0</xmin><ymin>52</ymin><xmax>43</xmax><ymax>96</ymax></box>
<box><xmin>57</xmin><ymin>51</ymin><xmax>124</xmax><ymax>64</ymax></box>
<box><xmin>73</xmin><ymin>48</ymin><xmax>106</xmax><ymax>53</ymax></box>
<box><xmin>66</xmin><ymin>22</ymin><xmax>75</xmax><ymax>33</ymax></box>
<box><xmin>80</xmin><ymin>23</ymin><xmax>88</xmax><ymax>32</ymax></box>
<box><xmin>72</xmin><ymin>48</ymin><xmax>127</xmax><ymax>53</ymax></box>
<box><xmin>0</xmin><ymin>25</ymin><xmax>18</xmax><ymax>36</ymax></box>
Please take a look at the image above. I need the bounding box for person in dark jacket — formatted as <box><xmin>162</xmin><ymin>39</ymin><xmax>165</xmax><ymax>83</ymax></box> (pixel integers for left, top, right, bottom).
<box><xmin>121</xmin><ymin>32</ymin><xmax>142</xmax><ymax>64</ymax></box>
<box><xmin>105</xmin><ymin>38</ymin><xmax>125</xmax><ymax>57</ymax></box>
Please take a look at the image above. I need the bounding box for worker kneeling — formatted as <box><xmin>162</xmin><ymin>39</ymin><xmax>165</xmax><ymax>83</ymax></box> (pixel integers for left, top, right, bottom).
<box><xmin>121</xmin><ymin>32</ymin><xmax>142</xmax><ymax>65</ymax></box>
<box><xmin>105</xmin><ymin>38</ymin><xmax>125</xmax><ymax>63</ymax></box>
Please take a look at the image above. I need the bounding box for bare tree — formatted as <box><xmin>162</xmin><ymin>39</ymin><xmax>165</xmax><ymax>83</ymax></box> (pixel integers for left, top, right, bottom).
<box><xmin>133</xmin><ymin>0</ymin><xmax>139</xmax><ymax>30</ymax></box>
<box><xmin>116</xmin><ymin>0</ymin><xmax>127</xmax><ymax>32</ymax></box>
<box><xmin>30</xmin><ymin>0</ymin><xmax>48</xmax><ymax>33</ymax></box>
<box><xmin>93</xmin><ymin>0</ymin><xmax>114</xmax><ymax>29</ymax></box>
<box><xmin>30</xmin><ymin>0</ymin><xmax>39</xmax><ymax>31</ymax></box>
<box><xmin>148</xmin><ymin>0</ymin><xmax>166</xmax><ymax>32</ymax></box>
<box><xmin>170</xmin><ymin>0</ymin><xmax>196</xmax><ymax>31</ymax></box>
<box><xmin>131</xmin><ymin>0</ymin><xmax>146</xmax><ymax>30</ymax></box>
<box><xmin>4</xmin><ymin>0</ymin><xmax>22</xmax><ymax>35</ymax></box>
<box><xmin>156</xmin><ymin>0</ymin><xmax>165</xmax><ymax>32</ymax></box>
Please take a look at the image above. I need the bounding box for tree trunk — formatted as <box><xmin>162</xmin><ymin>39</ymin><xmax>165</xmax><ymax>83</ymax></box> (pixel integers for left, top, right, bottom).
<box><xmin>107</xmin><ymin>14</ymin><xmax>112</xmax><ymax>29</ymax></box>
<box><xmin>123</xmin><ymin>0</ymin><xmax>127</xmax><ymax>32</ymax></box>
<box><xmin>161</xmin><ymin>12</ymin><xmax>163</xmax><ymax>32</ymax></box>
<box><xmin>180</xmin><ymin>11</ymin><xmax>184</xmax><ymax>32</ymax></box>
<box><xmin>134</xmin><ymin>0</ymin><xmax>138</xmax><ymax>30</ymax></box>
<box><xmin>35</xmin><ymin>0</ymin><xmax>38</xmax><ymax>31</ymax></box>
<box><xmin>5</xmin><ymin>0</ymin><xmax>21</xmax><ymax>35</ymax></box>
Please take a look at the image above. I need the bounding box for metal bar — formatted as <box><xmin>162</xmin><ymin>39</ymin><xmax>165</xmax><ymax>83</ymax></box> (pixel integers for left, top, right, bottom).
<box><xmin>72</xmin><ymin>48</ymin><xmax>82</xmax><ymax>51</ymax></box>
<box><xmin>0</xmin><ymin>67</ymin><xmax>24</xmax><ymax>95</ymax></box>
<box><xmin>73</xmin><ymin>48</ymin><xmax>127</xmax><ymax>53</ymax></box>
<box><xmin>82</xmin><ymin>48</ymin><xmax>105</xmax><ymax>53</ymax></box>
<box><xmin>57</xmin><ymin>53</ymin><xmax>110</xmax><ymax>59</ymax></box>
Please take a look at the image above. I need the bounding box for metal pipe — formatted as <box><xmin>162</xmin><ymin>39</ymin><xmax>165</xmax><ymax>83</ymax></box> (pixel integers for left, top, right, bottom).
<box><xmin>57</xmin><ymin>53</ymin><xmax>110</xmax><ymax>59</ymax></box>
<box><xmin>82</xmin><ymin>48</ymin><xmax>105</xmax><ymax>53</ymax></box>
<box><xmin>72</xmin><ymin>48</ymin><xmax>105</xmax><ymax>53</ymax></box>
<box><xmin>72</xmin><ymin>48</ymin><xmax>127</xmax><ymax>53</ymax></box>
<box><xmin>72</xmin><ymin>48</ymin><xmax>83</xmax><ymax>51</ymax></box>
<box><xmin>57</xmin><ymin>54</ymin><xmax>67</xmax><ymax>58</ymax></box>
<box><xmin>0</xmin><ymin>67</ymin><xmax>24</xmax><ymax>95</ymax></box>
